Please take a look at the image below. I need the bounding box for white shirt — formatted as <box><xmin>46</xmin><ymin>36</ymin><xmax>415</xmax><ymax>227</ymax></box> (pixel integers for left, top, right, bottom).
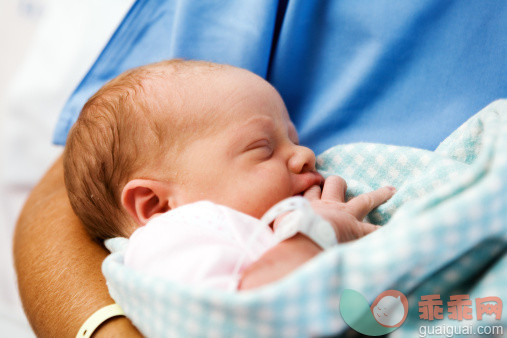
<box><xmin>124</xmin><ymin>201</ymin><xmax>278</xmax><ymax>291</ymax></box>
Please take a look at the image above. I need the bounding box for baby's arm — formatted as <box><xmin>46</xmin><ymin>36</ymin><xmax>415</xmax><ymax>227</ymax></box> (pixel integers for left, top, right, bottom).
<box><xmin>239</xmin><ymin>176</ymin><xmax>394</xmax><ymax>290</ymax></box>
<box><xmin>303</xmin><ymin>176</ymin><xmax>394</xmax><ymax>242</ymax></box>
<box><xmin>238</xmin><ymin>233</ymin><xmax>321</xmax><ymax>290</ymax></box>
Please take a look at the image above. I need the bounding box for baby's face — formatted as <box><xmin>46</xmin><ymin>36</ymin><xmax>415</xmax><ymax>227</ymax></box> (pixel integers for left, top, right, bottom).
<box><xmin>159</xmin><ymin>66</ymin><xmax>323</xmax><ymax>219</ymax></box>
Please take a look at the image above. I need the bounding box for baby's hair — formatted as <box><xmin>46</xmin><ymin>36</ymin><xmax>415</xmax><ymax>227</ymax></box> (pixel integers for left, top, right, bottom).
<box><xmin>64</xmin><ymin>59</ymin><xmax>223</xmax><ymax>240</ymax></box>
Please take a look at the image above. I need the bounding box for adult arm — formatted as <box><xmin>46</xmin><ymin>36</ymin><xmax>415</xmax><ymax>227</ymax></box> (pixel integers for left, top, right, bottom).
<box><xmin>13</xmin><ymin>155</ymin><xmax>141</xmax><ymax>337</ymax></box>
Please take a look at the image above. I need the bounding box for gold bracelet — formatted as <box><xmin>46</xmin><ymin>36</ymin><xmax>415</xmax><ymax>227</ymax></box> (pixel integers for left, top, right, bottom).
<box><xmin>76</xmin><ymin>304</ymin><xmax>125</xmax><ymax>338</ymax></box>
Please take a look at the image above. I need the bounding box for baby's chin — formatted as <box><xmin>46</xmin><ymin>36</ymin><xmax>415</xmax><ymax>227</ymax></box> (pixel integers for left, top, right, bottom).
<box><xmin>260</xmin><ymin>193</ymin><xmax>301</xmax><ymax>223</ymax></box>
<box><xmin>241</xmin><ymin>197</ymin><xmax>290</xmax><ymax>221</ymax></box>
<box><xmin>218</xmin><ymin>192</ymin><xmax>299</xmax><ymax>221</ymax></box>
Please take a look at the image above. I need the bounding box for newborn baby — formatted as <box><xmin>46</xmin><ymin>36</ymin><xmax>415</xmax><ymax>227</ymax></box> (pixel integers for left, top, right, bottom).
<box><xmin>63</xmin><ymin>60</ymin><xmax>394</xmax><ymax>291</ymax></box>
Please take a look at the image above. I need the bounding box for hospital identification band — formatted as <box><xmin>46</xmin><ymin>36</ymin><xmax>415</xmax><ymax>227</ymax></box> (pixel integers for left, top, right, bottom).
<box><xmin>76</xmin><ymin>304</ymin><xmax>125</xmax><ymax>338</ymax></box>
<box><xmin>262</xmin><ymin>196</ymin><xmax>338</xmax><ymax>250</ymax></box>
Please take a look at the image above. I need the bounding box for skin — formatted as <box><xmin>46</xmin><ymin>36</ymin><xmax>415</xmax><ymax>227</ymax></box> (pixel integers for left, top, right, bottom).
<box><xmin>122</xmin><ymin>66</ymin><xmax>324</xmax><ymax>224</ymax></box>
<box><xmin>13</xmin><ymin>156</ymin><xmax>142</xmax><ymax>337</ymax></box>
<box><xmin>240</xmin><ymin>176</ymin><xmax>394</xmax><ymax>290</ymax></box>
<box><xmin>121</xmin><ymin>65</ymin><xmax>395</xmax><ymax>287</ymax></box>
<box><xmin>14</xmin><ymin>64</ymin><xmax>394</xmax><ymax>335</ymax></box>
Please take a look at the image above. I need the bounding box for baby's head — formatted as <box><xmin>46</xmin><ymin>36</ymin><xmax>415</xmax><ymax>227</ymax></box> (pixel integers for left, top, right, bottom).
<box><xmin>64</xmin><ymin>60</ymin><xmax>322</xmax><ymax>240</ymax></box>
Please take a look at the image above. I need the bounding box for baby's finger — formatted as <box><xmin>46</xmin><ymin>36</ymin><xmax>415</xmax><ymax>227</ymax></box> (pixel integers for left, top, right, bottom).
<box><xmin>347</xmin><ymin>186</ymin><xmax>396</xmax><ymax>220</ymax></box>
<box><xmin>358</xmin><ymin>222</ymin><xmax>382</xmax><ymax>237</ymax></box>
<box><xmin>321</xmin><ymin>176</ymin><xmax>347</xmax><ymax>202</ymax></box>
<box><xmin>303</xmin><ymin>185</ymin><xmax>322</xmax><ymax>200</ymax></box>
<box><xmin>338</xmin><ymin>222</ymin><xmax>381</xmax><ymax>243</ymax></box>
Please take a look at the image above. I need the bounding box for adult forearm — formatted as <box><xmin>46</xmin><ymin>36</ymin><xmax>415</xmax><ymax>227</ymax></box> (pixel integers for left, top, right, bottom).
<box><xmin>13</xmin><ymin>156</ymin><xmax>140</xmax><ymax>337</ymax></box>
<box><xmin>238</xmin><ymin>233</ymin><xmax>322</xmax><ymax>290</ymax></box>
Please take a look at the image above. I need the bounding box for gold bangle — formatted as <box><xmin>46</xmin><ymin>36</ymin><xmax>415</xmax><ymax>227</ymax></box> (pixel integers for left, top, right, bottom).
<box><xmin>76</xmin><ymin>304</ymin><xmax>125</xmax><ymax>338</ymax></box>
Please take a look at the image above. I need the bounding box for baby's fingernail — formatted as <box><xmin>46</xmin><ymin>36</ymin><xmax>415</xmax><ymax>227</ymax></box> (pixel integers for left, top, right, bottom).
<box><xmin>387</xmin><ymin>186</ymin><xmax>396</xmax><ymax>192</ymax></box>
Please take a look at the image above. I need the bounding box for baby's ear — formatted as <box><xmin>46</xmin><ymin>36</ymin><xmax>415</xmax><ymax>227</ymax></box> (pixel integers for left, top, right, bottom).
<box><xmin>121</xmin><ymin>179</ymin><xmax>172</xmax><ymax>225</ymax></box>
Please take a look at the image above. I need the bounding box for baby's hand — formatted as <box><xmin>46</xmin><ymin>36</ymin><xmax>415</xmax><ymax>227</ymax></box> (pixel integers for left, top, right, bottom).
<box><xmin>304</xmin><ymin>176</ymin><xmax>395</xmax><ymax>243</ymax></box>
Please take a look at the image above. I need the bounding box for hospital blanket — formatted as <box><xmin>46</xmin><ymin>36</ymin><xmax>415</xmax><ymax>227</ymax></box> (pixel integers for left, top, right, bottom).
<box><xmin>103</xmin><ymin>100</ymin><xmax>506</xmax><ymax>337</ymax></box>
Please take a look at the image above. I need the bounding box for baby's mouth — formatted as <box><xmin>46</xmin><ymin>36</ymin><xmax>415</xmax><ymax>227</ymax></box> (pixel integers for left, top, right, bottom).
<box><xmin>294</xmin><ymin>172</ymin><xmax>325</xmax><ymax>196</ymax></box>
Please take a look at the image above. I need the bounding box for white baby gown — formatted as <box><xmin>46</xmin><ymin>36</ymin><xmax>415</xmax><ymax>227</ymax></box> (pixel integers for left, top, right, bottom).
<box><xmin>124</xmin><ymin>201</ymin><xmax>278</xmax><ymax>291</ymax></box>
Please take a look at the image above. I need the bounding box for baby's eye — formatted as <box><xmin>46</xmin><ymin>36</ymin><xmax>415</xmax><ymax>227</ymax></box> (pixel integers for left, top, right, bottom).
<box><xmin>246</xmin><ymin>140</ymin><xmax>273</xmax><ymax>158</ymax></box>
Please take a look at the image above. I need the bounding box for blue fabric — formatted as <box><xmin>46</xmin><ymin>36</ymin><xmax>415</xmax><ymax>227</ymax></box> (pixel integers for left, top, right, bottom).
<box><xmin>53</xmin><ymin>0</ymin><xmax>506</xmax><ymax>154</ymax></box>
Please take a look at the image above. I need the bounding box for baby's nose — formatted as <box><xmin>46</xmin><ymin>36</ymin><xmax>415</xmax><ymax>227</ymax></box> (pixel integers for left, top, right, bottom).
<box><xmin>288</xmin><ymin>145</ymin><xmax>316</xmax><ymax>174</ymax></box>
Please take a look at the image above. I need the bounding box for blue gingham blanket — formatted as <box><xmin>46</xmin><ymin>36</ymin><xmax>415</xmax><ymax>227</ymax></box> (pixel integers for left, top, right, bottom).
<box><xmin>103</xmin><ymin>100</ymin><xmax>506</xmax><ymax>337</ymax></box>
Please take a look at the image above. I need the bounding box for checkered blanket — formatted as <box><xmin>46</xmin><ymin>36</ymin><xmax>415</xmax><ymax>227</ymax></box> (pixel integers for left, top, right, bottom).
<box><xmin>103</xmin><ymin>100</ymin><xmax>506</xmax><ymax>337</ymax></box>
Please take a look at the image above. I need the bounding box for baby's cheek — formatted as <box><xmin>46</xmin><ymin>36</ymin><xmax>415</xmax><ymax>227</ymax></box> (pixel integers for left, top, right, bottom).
<box><xmin>263</xmin><ymin>180</ymin><xmax>293</xmax><ymax>208</ymax></box>
<box><xmin>234</xmin><ymin>167</ymin><xmax>291</xmax><ymax>216</ymax></box>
